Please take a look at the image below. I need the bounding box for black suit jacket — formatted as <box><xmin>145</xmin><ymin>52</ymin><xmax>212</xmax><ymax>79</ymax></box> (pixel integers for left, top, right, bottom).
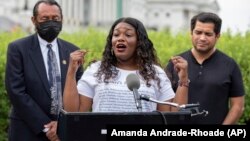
<box><xmin>5</xmin><ymin>34</ymin><xmax>83</xmax><ymax>141</ymax></box>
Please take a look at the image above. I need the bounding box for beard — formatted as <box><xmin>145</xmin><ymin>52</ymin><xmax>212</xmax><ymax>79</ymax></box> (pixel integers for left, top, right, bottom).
<box><xmin>194</xmin><ymin>45</ymin><xmax>215</xmax><ymax>55</ymax></box>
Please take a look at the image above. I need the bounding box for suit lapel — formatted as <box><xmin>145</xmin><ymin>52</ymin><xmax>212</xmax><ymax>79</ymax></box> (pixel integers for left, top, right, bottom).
<box><xmin>29</xmin><ymin>35</ymin><xmax>51</xmax><ymax>95</ymax></box>
<box><xmin>57</xmin><ymin>39</ymin><xmax>69</xmax><ymax>91</ymax></box>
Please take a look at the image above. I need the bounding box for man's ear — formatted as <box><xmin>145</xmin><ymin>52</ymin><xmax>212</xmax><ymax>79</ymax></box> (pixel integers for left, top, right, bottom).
<box><xmin>216</xmin><ymin>33</ymin><xmax>221</xmax><ymax>39</ymax></box>
<box><xmin>31</xmin><ymin>16</ymin><xmax>36</xmax><ymax>24</ymax></box>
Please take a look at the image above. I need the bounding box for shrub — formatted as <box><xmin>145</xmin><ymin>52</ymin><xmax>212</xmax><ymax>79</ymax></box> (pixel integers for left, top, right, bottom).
<box><xmin>0</xmin><ymin>29</ymin><xmax>249</xmax><ymax>140</ymax></box>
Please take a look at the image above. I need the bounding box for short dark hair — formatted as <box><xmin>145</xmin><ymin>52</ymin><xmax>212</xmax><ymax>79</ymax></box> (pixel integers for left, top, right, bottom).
<box><xmin>33</xmin><ymin>0</ymin><xmax>63</xmax><ymax>19</ymax></box>
<box><xmin>191</xmin><ymin>12</ymin><xmax>222</xmax><ymax>35</ymax></box>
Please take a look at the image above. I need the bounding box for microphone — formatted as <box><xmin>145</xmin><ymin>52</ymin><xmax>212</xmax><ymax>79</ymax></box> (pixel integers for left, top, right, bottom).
<box><xmin>126</xmin><ymin>74</ymin><xmax>203</xmax><ymax>114</ymax></box>
<box><xmin>140</xmin><ymin>94</ymin><xmax>179</xmax><ymax>108</ymax></box>
<box><xmin>179</xmin><ymin>103</ymin><xmax>200</xmax><ymax>109</ymax></box>
<box><xmin>126</xmin><ymin>73</ymin><xmax>142</xmax><ymax>112</ymax></box>
<box><xmin>140</xmin><ymin>94</ymin><xmax>200</xmax><ymax>110</ymax></box>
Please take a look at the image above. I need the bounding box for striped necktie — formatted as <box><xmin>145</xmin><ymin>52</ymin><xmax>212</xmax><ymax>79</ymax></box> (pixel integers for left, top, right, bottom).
<box><xmin>47</xmin><ymin>44</ymin><xmax>62</xmax><ymax>116</ymax></box>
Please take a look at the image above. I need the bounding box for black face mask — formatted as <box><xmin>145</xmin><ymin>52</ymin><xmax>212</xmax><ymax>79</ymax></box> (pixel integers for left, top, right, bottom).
<box><xmin>36</xmin><ymin>20</ymin><xmax>62</xmax><ymax>42</ymax></box>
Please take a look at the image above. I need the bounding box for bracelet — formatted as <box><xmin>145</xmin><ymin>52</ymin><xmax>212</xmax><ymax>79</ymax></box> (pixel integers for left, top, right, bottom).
<box><xmin>178</xmin><ymin>79</ymin><xmax>190</xmax><ymax>87</ymax></box>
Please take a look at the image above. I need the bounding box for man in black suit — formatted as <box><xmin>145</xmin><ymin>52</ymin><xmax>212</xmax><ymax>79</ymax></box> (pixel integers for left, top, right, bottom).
<box><xmin>5</xmin><ymin>0</ymin><xmax>83</xmax><ymax>140</ymax></box>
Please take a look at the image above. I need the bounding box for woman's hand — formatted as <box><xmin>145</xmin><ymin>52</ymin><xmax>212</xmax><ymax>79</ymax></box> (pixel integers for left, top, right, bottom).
<box><xmin>68</xmin><ymin>50</ymin><xmax>87</xmax><ymax>73</ymax></box>
<box><xmin>170</xmin><ymin>56</ymin><xmax>188</xmax><ymax>81</ymax></box>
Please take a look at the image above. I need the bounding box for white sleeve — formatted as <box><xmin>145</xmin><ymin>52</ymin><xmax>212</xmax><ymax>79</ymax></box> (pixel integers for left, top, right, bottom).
<box><xmin>155</xmin><ymin>66</ymin><xmax>175</xmax><ymax>101</ymax></box>
<box><xmin>77</xmin><ymin>62</ymin><xmax>100</xmax><ymax>98</ymax></box>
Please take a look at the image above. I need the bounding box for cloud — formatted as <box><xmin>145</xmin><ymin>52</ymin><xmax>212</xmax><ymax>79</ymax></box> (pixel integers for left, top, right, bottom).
<box><xmin>217</xmin><ymin>0</ymin><xmax>250</xmax><ymax>33</ymax></box>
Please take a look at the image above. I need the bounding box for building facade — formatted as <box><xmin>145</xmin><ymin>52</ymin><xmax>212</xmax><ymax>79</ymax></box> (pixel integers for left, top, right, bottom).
<box><xmin>0</xmin><ymin>0</ymin><xmax>219</xmax><ymax>33</ymax></box>
<box><xmin>146</xmin><ymin>0</ymin><xmax>219</xmax><ymax>32</ymax></box>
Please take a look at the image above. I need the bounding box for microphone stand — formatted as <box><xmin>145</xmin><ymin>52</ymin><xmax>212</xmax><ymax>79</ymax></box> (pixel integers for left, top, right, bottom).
<box><xmin>140</xmin><ymin>94</ymin><xmax>208</xmax><ymax>117</ymax></box>
<box><xmin>141</xmin><ymin>94</ymin><xmax>179</xmax><ymax>107</ymax></box>
<box><xmin>133</xmin><ymin>88</ymin><xmax>142</xmax><ymax>112</ymax></box>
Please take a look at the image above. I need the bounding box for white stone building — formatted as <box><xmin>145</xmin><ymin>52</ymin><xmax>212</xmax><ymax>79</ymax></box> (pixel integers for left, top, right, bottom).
<box><xmin>145</xmin><ymin>0</ymin><xmax>219</xmax><ymax>32</ymax></box>
<box><xmin>0</xmin><ymin>0</ymin><xmax>219</xmax><ymax>33</ymax></box>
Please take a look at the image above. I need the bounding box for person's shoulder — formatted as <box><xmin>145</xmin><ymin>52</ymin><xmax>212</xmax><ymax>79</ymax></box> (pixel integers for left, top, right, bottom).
<box><xmin>153</xmin><ymin>64</ymin><xmax>165</xmax><ymax>73</ymax></box>
<box><xmin>178</xmin><ymin>50</ymin><xmax>191</xmax><ymax>58</ymax></box>
<box><xmin>87</xmin><ymin>60</ymin><xmax>101</xmax><ymax>69</ymax></box>
<box><xmin>9</xmin><ymin>34</ymin><xmax>36</xmax><ymax>45</ymax></box>
<box><xmin>57</xmin><ymin>38</ymin><xmax>80</xmax><ymax>50</ymax></box>
<box><xmin>84</xmin><ymin>61</ymin><xmax>101</xmax><ymax>73</ymax></box>
<box><xmin>216</xmin><ymin>50</ymin><xmax>235</xmax><ymax>62</ymax></box>
<box><xmin>91</xmin><ymin>60</ymin><xmax>101</xmax><ymax>66</ymax></box>
<box><xmin>216</xmin><ymin>50</ymin><xmax>240</xmax><ymax>68</ymax></box>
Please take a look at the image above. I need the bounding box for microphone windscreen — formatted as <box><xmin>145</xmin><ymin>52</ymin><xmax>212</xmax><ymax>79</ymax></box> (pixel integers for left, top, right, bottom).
<box><xmin>126</xmin><ymin>73</ymin><xmax>140</xmax><ymax>91</ymax></box>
